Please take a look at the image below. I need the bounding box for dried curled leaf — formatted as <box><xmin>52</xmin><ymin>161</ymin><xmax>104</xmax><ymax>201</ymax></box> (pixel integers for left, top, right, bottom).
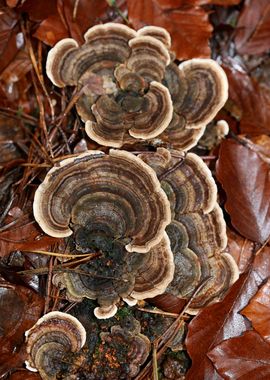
<box><xmin>216</xmin><ymin>139</ymin><xmax>270</xmax><ymax>243</ymax></box>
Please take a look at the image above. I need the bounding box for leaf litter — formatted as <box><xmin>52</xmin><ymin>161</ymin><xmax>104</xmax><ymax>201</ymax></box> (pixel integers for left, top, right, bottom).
<box><xmin>0</xmin><ymin>0</ymin><xmax>270</xmax><ymax>379</ymax></box>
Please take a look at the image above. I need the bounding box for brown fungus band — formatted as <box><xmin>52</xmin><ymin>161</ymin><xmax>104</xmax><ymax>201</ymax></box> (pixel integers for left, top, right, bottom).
<box><xmin>139</xmin><ymin>148</ymin><xmax>239</xmax><ymax>311</ymax></box>
<box><xmin>46</xmin><ymin>23</ymin><xmax>228</xmax><ymax>150</ymax></box>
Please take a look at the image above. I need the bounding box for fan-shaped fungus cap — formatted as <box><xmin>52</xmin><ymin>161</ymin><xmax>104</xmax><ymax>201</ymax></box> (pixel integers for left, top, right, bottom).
<box><xmin>187</xmin><ymin>252</ymin><xmax>239</xmax><ymax>314</ymax></box>
<box><xmin>33</xmin><ymin>150</ymin><xmax>171</xmax><ymax>253</ymax></box>
<box><xmin>159</xmin><ymin>59</ymin><xmax>228</xmax><ymax>150</ymax></box>
<box><xmin>25</xmin><ymin>311</ymin><xmax>86</xmax><ymax>379</ymax></box>
<box><xmin>85</xmin><ymin>80</ymin><xmax>173</xmax><ymax>147</ymax></box>
<box><xmin>46</xmin><ymin>23</ymin><xmax>136</xmax><ymax>87</ymax></box>
<box><xmin>131</xmin><ymin>233</ymin><xmax>174</xmax><ymax>300</ymax></box>
<box><xmin>139</xmin><ymin>148</ymin><xmax>218</xmax><ymax>215</ymax></box>
<box><xmin>139</xmin><ymin>148</ymin><xmax>238</xmax><ymax>311</ymax></box>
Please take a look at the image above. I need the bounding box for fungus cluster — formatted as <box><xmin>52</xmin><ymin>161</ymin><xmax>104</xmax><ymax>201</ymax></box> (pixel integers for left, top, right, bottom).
<box><xmin>46</xmin><ymin>23</ymin><xmax>228</xmax><ymax>150</ymax></box>
<box><xmin>33</xmin><ymin>149</ymin><xmax>238</xmax><ymax>318</ymax></box>
<box><xmin>26</xmin><ymin>21</ymin><xmax>239</xmax><ymax>380</ymax></box>
<box><xmin>25</xmin><ymin>312</ymin><xmax>151</xmax><ymax>379</ymax></box>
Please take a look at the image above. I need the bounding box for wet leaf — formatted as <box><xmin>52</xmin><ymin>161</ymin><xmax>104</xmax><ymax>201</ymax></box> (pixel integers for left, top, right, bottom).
<box><xmin>208</xmin><ymin>331</ymin><xmax>270</xmax><ymax>380</ymax></box>
<box><xmin>0</xmin><ymin>279</ymin><xmax>44</xmax><ymax>376</ymax></box>
<box><xmin>242</xmin><ymin>278</ymin><xmax>270</xmax><ymax>343</ymax></box>
<box><xmin>227</xmin><ymin>228</ymin><xmax>254</xmax><ymax>274</ymax></box>
<box><xmin>216</xmin><ymin>139</ymin><xmax>270</xmax><ymax>243</ymax></box>
<box><xmin>127</xmin><ymin>0</ymin><xmax>213</xmax><ymax>59</ymax></box>
<box><xmin>224</xmin><ymin>64</ymin><xmax>270</xmax><ymax>136</ymax></box>
<box><xmin>235</xmin><ymin>0</ymin><xmax>270</xmax><ymax>55</ymax></box>
<box><xmin>185</xmin><ymin>245</ymin><xmax>270</xmax><ymax>380</ymax></box>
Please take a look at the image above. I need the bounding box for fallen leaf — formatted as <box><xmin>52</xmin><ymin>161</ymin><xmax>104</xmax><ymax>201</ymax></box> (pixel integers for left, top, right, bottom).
<box><xmin>208</xmin><ymin>331</ymin><xmax>270</xmax><ymax>380</ymax></box>
<box><xmin>235</xmin><ymin>0</ymin><xmax>270</xmax><ymax>55</ymax></box>
<box><xmin>0</xmin><ymin>279</ymin><xmax>44</xmax><ymax>376</ymax></box>
<box><xmin>223</xmin><ymin>63</ymin><xmax>270</xmax><ymax>136</ymax></box>
<box><xmin>0</xmin><ymin>5</ymin><xmax>20</xmax><ymax>75</ymax></box>
<box><xmin>208</xmin><ymin>0</ymin><xmax>241</xmax><ymax>3</ymax></box>
<box><xmin>216</xmin><ymin>139</ymin><xmax>270</xmax><ymax>243</ymax></box>
<box><xmin>33</xmin><ymin>0</ymin><xmax>115</xmax><ymax>46</ymax></box>
<box><xmin>242</xmin><ymin>278</ymin><xmax>270</xmax><ymax>343</ymax></box>
<box><xmin>226</xmin><ymin>228</ymin><xmax>254</xmax><ymax>274</ymax></box>
<box><xmin>148</xmin><ymin>293</ymin><xmax>186</xmax><ymax>314</ymax></box>
<box><xmin>18</xmin><ymin>0</ymin><xmax>58</xmax><ymax>21</ymax></box>
<box><xmin>185</xmin><ymin>245</ymin><xmax>270</xmax><ymax>380</ymax></box>
<box><xmin>8</xmin><ymin>371</ymin><xmax>41</xmax><ymax>380</ymax></box>
<box><xmin>0</xmin><ymin>49</ymin><xmax>32</xmax><ymax>83</ymax></box>
<box><xmin>127</xmin><ymin>0</ymin><xmax>213</xmax><ymax>59</ymax></box>
<box><xmin>0</xmin><ymin>214</ymin><xmax>59</xmax><ymax>257</ymax></box>
<box><xmin>249</xmin><ymin>135</ymin><xmax>270</xmax><ymax>163</ymax></box>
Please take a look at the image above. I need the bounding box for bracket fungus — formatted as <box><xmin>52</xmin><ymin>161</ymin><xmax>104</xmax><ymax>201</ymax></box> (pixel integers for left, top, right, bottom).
<box><xmin>33</xmin><ymin>148</ymin><xmax>238</xmax><ymax>318</ymax></box>
<box><xmin>33</xmin><ymin>150</ymin><xmax>173</xmax><ymax>318</ymax></box>
<box><xmin>46</xmin><ymin>23</ymin><xmax>228</xmax><ymax>150</ymax></box>
<box><xmin>25</xmin><ymin>311</ymin><xmax>86</xmax><ymax>379</ymax></box>
<box><xmin>138</xmin><ymin>148</ymin><xmax>239</xmax><ymax>311</ymax></box>
<box><xmin>33</xmin><ymin>149</ymin><xmax>171</xmax><ymax>252</ymax></box>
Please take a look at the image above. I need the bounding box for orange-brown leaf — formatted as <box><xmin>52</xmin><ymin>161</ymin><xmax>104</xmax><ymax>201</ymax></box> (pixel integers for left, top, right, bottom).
<box><xmin>235</xmin><ymin>0</ymin><xmax>270</xmax><ymax>55</ymax></box>
<box><xmin>0</xmin><ymin>280</ymin><xmax>44</xmax><ymax>375</ymax></box>
<box><xmin>186</xmin><ymin>246</ymin><xmax>270</xmax><ymax>380</ymax></box>
<box><xmin>216</xmin><ymin>139</ymin><xmax>270</xmax><ymax>243</ymax></box>
<box><xmin>227</xmin><ymin>228</ymin><xmax>254</xmax><ymax>274</ymax></box>
<box><xmin>223</xmin><ymin>64</ymin><xmax>270</xmax><ymax>136</ymax></box>
<box><xmin>127</xmin><ymin>0</ymin><xmax>213</xmax><ymax>60</ymax></box>
<box><xmin>242</xmin><ymin>279</ymin><xmax>270</xmax><ymax>343</ymax></box>
<box><xmin>208</xmin><ymin>331</ymin><xmax>270</xmax><ymax>380</ymax></box>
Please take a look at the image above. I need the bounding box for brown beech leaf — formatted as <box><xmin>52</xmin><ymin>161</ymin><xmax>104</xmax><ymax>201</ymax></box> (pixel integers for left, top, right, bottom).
<box><xmin>34</xmin><ymin>0</ymin><xmax>113</xmax><ymax>46</ymax></box>
<box><xmin>0</xmin><ymin>214</ymin><xmax>59</xmax><ymax>257</ymax></box>
<box><xmin>127</xmin><ymin>0</ymin><xmax>213</xmax><ymax>59</ymax></box>
<box><xmin>8</xmin><ymin>371</ymin><xmax>41</xmax><ymax>380</ymax></box>
<box><xmin>235</xmin><ymin>0</ymin><xmax>270</xmax><ymax>55</ymax></box>
<box><xmin>223</xmin><ymin>64</ymin><xmax>270</xmax><ymax>136</ymax></box>
<box><xmin>249</xmin><ymin>135</ymin><xmax>270</xmax><ymax>164</ymax></box>
<box><xmin>18</xmin><ymin>0</ymin><xmax>58</xmax><ymax>21</ymax></box>
<box><xmin>185</xmin><ymin>245</ymin><xmax>270</xmax><ymax>380</ymax></box>
<box><xmin>227</xmin><ymin>228</ymin><xmax>254</xmax><ymax>274</ymax></box>
<box><xmin>208</xmin><ymin>331</ymin><xmax>270</xmax><ymax>380</ymax></box>
<box><xmin>0</xmin><ymin>50</ymin><xmax>32</xmax><ymax>83</ymax></box>
<box><xmin>208</xmin><ymin>0</ymin><xmax>241</xmax><ymax>3</ymax></box>
<box><xmin>148</xmin><ymin>293</ymin><xmax>186</xmax><ymax>314</ymax></box>
<box><xmin>0</xmin><ymin>280</ymin><xmax>44</xmax><ymax>376</ymax></box>
<box><xmin>0</xmin><ymin>5</ymin><xmax>20</xmax><ymax>75</ymax></box>
<box><xmin>242</xmin><ymin>279</ymin><xmax>270</xmax><ymax>343</ymax></box>
<box><xmin>216</xmin><ymin>139</ymin><xmax>270</xmax><ymax>243</ymax></box>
